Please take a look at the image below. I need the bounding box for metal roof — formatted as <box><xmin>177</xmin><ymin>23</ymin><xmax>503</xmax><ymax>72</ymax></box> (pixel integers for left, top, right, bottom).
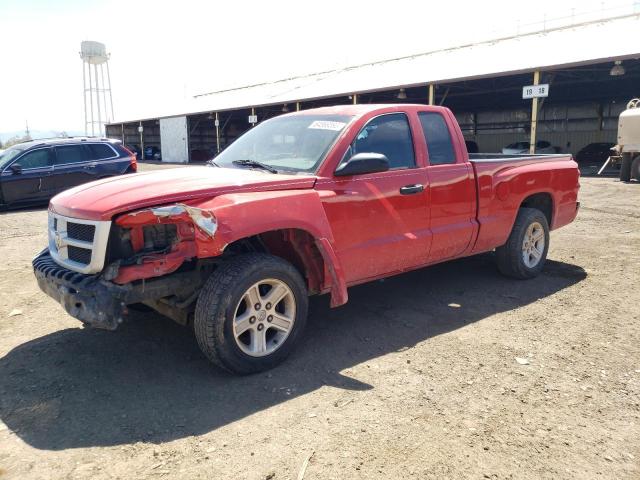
<box><xmin>112</xmin><ymin>14</ymin><xmax>640</xmax><ymax>124</ymax></box>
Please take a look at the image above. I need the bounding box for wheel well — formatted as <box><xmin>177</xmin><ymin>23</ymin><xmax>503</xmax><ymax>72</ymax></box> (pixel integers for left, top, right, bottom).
<box><xmin>224</xmin><ymin>229</ymin><xmax>325</xmax><ymax>295</ymax></box>
<box><xmin>520</xmin><ymin>193</ymin><xmax>553</xmax><ymax>226</ymax></box>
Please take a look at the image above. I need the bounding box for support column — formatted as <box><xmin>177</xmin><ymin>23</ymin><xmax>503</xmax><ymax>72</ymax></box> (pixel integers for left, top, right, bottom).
<box><xmin>215</xmin><ymin>112</ymin><xmax>220</xmax><ymax>154</ymax></box>
<box><xmin>529</xmin><ymin>71</ymin><xmax>540</xmax><ymax>154</ymax></box>
<box><xmin>139</xmin><ymin>122</ymin><xmax>144</xmax><ymax>160</ymax></box>
<box><xmin>121</xmin><ymin>124</ymin><xmax>124</xmax><ymax>144</ymax></box>
<box><xmin>296</xmin><ymin>102</ymin><xmax>300</xmax><ymax>111</ymax></box>
<box><xmin>428</xmin><ymin>84</ymin><xmax>435</xmax><ymax>105</ymax></box>
<box><xmin>352</xmin><ymin>94</ymin><xmax>358</xmax><ymax>105</ymax></box>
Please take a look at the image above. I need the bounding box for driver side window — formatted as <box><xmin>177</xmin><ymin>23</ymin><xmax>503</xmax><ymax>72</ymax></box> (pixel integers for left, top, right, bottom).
<box><xmin>349</xmin><ymin>113</ymin><xmax>415</xmax><ymax>169</ymax></box>
<box><xmin>15</xmin><ymin>149</ymin><xmax>52</xmax><ymax>169</ymax></box>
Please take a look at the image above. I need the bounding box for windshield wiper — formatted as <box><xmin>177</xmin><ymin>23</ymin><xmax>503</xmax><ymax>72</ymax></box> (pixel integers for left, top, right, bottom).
<box><xmin>232</xmin><ymin>159</ymin><xmax>278</xmax><ymax>174</ymax></box>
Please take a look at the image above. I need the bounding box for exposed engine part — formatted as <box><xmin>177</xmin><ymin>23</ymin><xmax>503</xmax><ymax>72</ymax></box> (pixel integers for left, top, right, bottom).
<box><xmin>143</xmin><ymin>223</ymin><xmax>178</xmax><ymax>251</ymax></box>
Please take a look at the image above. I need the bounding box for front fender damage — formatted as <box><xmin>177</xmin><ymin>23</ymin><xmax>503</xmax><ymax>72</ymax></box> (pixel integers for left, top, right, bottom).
<box><xmin>149</xmin><ymin>204</ymin><xmax>218</xmax><ymax>237</ymax></box>
<box><xmin>106</xmin><ymin>191</ymin><xmax>349</xmax><ymax>309</ymax></box>
<box><xmin>108</xmin><ymin>203</ymin><xmax>224</xmax><ymax>285</ymax></box>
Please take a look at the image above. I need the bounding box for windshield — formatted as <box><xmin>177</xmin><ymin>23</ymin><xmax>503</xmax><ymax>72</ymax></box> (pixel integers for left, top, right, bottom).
<box><xmin>214</xmin><ymin>114</ymin><xmax>353</xmax><ymax>173</ymax></box>
<box><xmin>0</xmin><ymin>146</ymin><xmax>26</xmax><ymax>170</ymax></box>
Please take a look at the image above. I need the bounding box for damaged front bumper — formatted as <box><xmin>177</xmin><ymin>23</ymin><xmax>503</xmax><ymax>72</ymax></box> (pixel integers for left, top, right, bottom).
<box><xmin>33</xmin><ymin>249</ymin><xmax>203</xmax><ymax>330</ymax></box>
<box><xmin>33</xmin><ymin>249</ymin><xmax>133</xmax><ymax>329</ymax></box>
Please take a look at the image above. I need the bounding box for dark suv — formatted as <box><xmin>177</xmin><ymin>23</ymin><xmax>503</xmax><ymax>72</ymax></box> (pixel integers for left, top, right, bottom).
<box><xmin>0</xmin><ymin>138</ymin><xmax>137</xmax><ymax>209</ymax></box>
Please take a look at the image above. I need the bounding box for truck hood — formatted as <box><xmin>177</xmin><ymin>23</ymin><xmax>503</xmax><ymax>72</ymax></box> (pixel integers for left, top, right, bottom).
<box><xmin>50</xmin><ymin>166</ymin><xmax>317</xmax><ymax>220</ymax></box>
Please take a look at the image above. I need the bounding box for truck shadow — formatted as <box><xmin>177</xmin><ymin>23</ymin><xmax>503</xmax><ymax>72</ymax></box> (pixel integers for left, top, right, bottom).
<box><xmin>0</xmin><ymin>254</ymin><xmax>586</xmax><ymax>450</ymax></box>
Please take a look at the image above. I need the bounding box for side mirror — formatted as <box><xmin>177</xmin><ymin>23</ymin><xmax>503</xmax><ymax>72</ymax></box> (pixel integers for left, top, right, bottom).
<box><xmin>334</xmin><ymin>152</ymin><xmax>389</xmax><ymax>177</ymax></box>
<box><xmin>9</xmin><ymin>163</ymin><xmax>22</xmax><ymax>175</ymax></box>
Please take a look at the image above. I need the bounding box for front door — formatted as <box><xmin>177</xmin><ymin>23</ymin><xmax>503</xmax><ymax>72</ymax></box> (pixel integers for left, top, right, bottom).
<box><xmin>321</xmin><ymin>112</ymin><xmax>432</xmax><ymax>283</ymax></box>
<box><xmin>1</xmin><ymin>148</ymin><xmax>53</xmax><ymax>205</ymax></box>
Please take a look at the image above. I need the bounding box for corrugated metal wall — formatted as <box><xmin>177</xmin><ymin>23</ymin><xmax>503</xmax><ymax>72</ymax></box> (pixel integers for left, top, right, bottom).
<box><xmin>455</xmin><ymin>101</ymin><xmax>622</xmax><ymax>153</ymax></box>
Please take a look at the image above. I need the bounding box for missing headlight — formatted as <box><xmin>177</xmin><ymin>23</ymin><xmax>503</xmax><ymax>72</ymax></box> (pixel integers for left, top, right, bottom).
<box><xmin>143</xmin><ymin>224</ymin><xmax>178</xmax><ymax>251</ymax></box>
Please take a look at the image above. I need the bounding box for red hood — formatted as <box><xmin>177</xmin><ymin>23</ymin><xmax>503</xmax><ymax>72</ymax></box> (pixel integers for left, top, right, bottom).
<box><xmin>50</xmin><ymin>166</ymin><xmax>317</xmax><ymax>220</ymax></box>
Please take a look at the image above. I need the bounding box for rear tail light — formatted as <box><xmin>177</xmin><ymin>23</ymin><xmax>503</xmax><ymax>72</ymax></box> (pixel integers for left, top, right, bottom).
<box><xmin>122</xmin><ymin>146</ymin><xmax>138</xmax><ymax>172</ymax></box>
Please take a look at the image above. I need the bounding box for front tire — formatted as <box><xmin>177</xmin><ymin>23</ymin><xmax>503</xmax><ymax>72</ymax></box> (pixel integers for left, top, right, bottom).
<box><xmin>496</xmin><ymin>208</ymin><xmax>550</xmax><ymax>279</ymax></box>
<box><xmin>194</xmin><ymin>253</ymin><xmax>308</xmax><ymax>374</ymax></box>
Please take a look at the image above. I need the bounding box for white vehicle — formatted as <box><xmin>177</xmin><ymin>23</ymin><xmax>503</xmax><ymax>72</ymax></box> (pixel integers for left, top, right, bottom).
<box><xmin>502</xmin><ymin>141</ymin><xmax>557</xmax><ymax>155</ymax></box>
<box><xmin>617</xmin><ymin>98</ymin><xmax>640</xmax><ymax>182</ymax></box>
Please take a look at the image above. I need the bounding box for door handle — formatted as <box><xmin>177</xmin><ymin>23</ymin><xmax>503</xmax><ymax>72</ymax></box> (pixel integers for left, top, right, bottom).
<box><xmin>400</xmin><ymin>184</ymin><xmax>424</xmax><ymax>195</ymax></box>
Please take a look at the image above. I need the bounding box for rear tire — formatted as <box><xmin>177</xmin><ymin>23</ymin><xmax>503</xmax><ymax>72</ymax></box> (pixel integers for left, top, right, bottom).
<box><xmin>631</xmin><ymin>154</ymin><xmax>640</xmax><ymax>182</ymax></box>
<box><xmin>620</xmin><ymin>153</ymin><xmax>632</xmax><ymax>182</ymax></box>
<box><xmin>194</xmin><ymin>253</ymin><xmax>308</xmax><ymax>374</ymax></box>
<box><xmin>496</xmin><ymin>208</ymin><xmax>550</xmax><ymax>279</ymax></box>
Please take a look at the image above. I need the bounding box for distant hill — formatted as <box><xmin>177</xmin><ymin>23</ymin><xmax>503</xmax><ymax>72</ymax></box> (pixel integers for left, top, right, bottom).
<box><xmin>0</xmin><ymin>130</ymin><xmax>85</xmax><ymax>144</ymax></box>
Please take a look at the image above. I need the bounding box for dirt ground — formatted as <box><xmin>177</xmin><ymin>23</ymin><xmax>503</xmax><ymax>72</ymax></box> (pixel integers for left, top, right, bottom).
<box><xmin>0</xmin><ymin>168</ymin><xmax>639</xmax><ymax>480</ymax></box>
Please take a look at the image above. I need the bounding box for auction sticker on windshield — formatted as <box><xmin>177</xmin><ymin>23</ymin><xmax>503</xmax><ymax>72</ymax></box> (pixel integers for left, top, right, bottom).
<box><xmin>308</xmin><ymin>120</ymin><xmax>346</xmax><ymax>131</ymax></box>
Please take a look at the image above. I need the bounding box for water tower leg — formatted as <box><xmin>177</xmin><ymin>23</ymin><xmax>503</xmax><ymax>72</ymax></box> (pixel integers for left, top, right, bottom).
<box><xmin>100</xmin><ymin>64</ymin><xmax>109</xmax><ymax>124</ymax></box>
<box><xmin>88</xmin><ymin>64</ymin><xmax>95</xmax><ymax>136</ymax></box>
<box><xmin>106</xmin><ymin>61</ymin><xmax>114</xmax><ymax>120</ymax></box>
<box><xmin>94</xmin><ymin>64</ymin><xmax>102</xmax><ymax>136</ymax></box>
<box><xmin>83</xmin><ymin>62</ymin><xmax>88</xmax><ymax>136</ymax></box>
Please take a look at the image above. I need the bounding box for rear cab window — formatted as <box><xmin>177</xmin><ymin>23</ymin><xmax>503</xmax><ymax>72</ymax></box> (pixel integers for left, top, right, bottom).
<box><xmin>418</xmin><ymin>112</ymin><xmax>456</xmax><ymax>165</ymax></box>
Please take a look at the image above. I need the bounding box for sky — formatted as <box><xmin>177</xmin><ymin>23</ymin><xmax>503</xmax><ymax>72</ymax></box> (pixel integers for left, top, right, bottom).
<box><xmin>0</xmin><ymin>0</ymin><xmax>635</xmax><ymax>135</ymax></box>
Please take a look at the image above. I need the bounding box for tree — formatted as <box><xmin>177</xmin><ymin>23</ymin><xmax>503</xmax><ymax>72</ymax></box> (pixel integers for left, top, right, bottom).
<box><xmin>3</xmin><ymin>134</ymin><xmax>31</xmax><ymax>148</ymax></box>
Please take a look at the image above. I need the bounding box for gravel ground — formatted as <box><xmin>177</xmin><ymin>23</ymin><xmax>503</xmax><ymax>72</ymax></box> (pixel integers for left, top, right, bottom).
<box><xmin>0</xmin><ymin>169</ymin><xmax>638</xmax><ymax>480</ymax></box>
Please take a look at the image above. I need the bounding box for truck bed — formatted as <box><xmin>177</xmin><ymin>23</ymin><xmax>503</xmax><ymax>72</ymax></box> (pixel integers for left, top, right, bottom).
<box><xmin>467</xmin><ymin>153</ymin><xmax>578</xmax><ymax>254</ymax></box>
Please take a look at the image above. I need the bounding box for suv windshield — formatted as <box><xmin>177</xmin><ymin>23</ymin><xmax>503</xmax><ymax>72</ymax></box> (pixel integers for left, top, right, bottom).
<box><xmin>214</xmin><ymin>114</ymin><xmax>353</xmax><ymax>173</ymax></box>
<box><xmin>0</xmin><ymin>145</ymin><xmax>27</xmax><ymax>170</ymax></box>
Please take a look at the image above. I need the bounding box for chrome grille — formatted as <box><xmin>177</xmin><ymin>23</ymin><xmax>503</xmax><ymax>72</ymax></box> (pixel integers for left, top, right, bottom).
<box><xmin>48</xmin><ymin>211</ymin><xmax>111</xmax><ymax>274</ymax></box>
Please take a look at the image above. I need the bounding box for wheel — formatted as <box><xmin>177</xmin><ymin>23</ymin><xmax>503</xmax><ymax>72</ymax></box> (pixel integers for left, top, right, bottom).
<box><xmin>620</xmin><ymin>153</ymin><xmax>632</xmax><ymax>182</ymax></box>
<box><xmin>194</xmin><ymin>253</ymin><xmax>308</xmax><ymax>374</ymax></box>
<box><xmin>631</xmin><ymin>154</ymin><xmax>640</xmax><ymax>182</ymax></box>
<box><xmin>496</xmin><ymin>208</ymin><xmax>550</xmax><ymax>279</ymax></box>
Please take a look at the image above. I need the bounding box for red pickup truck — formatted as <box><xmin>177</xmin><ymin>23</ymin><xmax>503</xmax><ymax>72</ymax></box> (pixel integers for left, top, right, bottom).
<box><xmin>34</xmin><ymin>105</ymin><xmax>580</xmax><ymax>373</ymax></box>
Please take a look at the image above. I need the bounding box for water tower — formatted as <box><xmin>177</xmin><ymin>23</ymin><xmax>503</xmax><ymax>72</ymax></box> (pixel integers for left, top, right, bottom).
<box><xmin>80</xmin><ymin>41</ymin><xmax>114</xmax><ymax>137</ymax></box>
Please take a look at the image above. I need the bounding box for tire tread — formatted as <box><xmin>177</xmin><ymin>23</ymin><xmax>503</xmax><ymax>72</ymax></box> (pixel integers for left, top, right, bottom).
<box><xmin>194</xmin><ymin>253</ymin><xmax>307</xmax><ymax>374</ymax></box>
<box><xmin>496</xmin><ymin>207</ymin><xmax>549</xmax><ymax>279</ymax></box>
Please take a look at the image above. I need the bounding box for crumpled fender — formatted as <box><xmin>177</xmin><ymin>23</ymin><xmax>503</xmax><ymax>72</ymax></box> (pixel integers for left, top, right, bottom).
<box><xmin>193</xmin><ymin>189</ymin><xmax>348</xmax><ymax>306</ymax></box>
<box><xmin>113</xmin><ymin>189</ymin><xmax>348</xmax><ymax>306</ymax></box>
